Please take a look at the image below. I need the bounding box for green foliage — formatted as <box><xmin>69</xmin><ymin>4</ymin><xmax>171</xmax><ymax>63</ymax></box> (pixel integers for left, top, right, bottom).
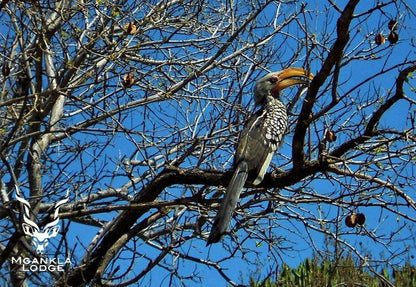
<box><xmin>393</xmin><ymin>262</ymin><xmax>416</xmax><ymax>287</ymax></box>
<box><xmin>250</xmin><ymin>256</ymin><xmax>416</xmax><ymax>287</ymax></box>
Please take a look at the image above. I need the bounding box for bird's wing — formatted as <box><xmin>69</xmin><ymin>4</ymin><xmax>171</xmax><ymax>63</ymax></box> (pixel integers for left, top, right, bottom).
<box><xmin>235</xmin><ymin>109</ymin><xmax>278</xmax><ymax>185</ymax></box>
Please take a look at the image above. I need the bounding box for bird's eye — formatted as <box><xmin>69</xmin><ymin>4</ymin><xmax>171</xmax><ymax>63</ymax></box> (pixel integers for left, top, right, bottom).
<box><xmin>269</xmin><ymin>76</ymin><xmax>278</xmax><ymax>84</ymax></box>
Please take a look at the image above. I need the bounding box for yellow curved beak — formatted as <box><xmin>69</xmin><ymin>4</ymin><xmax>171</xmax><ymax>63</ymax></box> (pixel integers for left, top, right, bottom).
<box><xmin>276</xmin><ymin>67</ymin><xmax>314</xmax><ymax>91</ymax></box>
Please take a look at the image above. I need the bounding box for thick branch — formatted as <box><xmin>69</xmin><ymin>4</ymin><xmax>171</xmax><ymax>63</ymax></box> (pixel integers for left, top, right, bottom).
<box><xmin>60</xmin><ymin>158</ymin><xmax>326</xmax><ymax>286</ymax></box>
<box><xmin>292</xmin><ymin>0</ymin><xmax>359</xmax><ymax>168</ymax></box>
<box><xmin>60</xmin><ymin>166</ymin><xmax>218</xmax><ymax>286</ymax></box>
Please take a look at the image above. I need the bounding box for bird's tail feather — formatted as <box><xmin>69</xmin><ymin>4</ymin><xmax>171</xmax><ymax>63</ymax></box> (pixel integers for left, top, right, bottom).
<box><xmin>206</xmin><ymin>161</ymin><xmax>248</xmax><ymax>245</ymax></box>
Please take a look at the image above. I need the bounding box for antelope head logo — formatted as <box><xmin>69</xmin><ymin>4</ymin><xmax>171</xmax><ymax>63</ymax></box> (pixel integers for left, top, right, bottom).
<box><xmin>15</xmin><ymin>185</ymin><xmax>69</xmax><ymax>254</ymax></box>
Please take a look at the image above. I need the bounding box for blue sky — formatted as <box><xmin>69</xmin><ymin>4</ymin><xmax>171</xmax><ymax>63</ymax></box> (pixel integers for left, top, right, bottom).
<box><xmin>62</xmin><ymin>1</ymin><xmax>416</xmax><ymax>285</ymax></box>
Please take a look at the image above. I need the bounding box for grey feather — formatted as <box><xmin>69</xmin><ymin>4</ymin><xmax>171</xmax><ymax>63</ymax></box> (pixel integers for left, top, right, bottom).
<box><xmin>206</xmin><ymin>161</ymin><xmax>248</xmax><ymax>245</ymax></box>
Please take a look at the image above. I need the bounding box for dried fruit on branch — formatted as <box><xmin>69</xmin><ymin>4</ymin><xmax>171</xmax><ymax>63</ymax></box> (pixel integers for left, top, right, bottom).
<box><xmin>388</xmin><ymin>31</ymin><xmax>399</xmax><ymax>44</ymax></box>
<box><xmin>345</xmin><ymin>212</ymin><xmax>366</xmax><ymax>228</ymax></box>
<box><xmin>325</xmin><ymin>130</ymin><xmax>337</xmax><ymax>142</ymax></box>
<box><xmin>388</xmin><ymin>19</ymin><xmax>398</xmax><ymax>31</ymax></box>
<box><xmin>375</xmin><ymin>33</ymin><xmax>385</xmax><ymax>46</ymax></box>
<box><xmin>356</xmin><ymin>213</ymin><xmax>365</xmax><ymax>225</ymax></box>
<box><xmin>345</xmin><ymin>213</ymin><xmax>357</xmax><ymax>228</ymax></box>
<box><xmin>122</xmin><ymin>73</ymin><xmax>134</xmax><ymax>88</ymax></box>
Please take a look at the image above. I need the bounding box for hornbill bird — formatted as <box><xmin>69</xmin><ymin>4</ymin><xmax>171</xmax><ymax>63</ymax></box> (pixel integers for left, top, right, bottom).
<box><xmin>207</xmin><ymin>67</ymin><xmax>313</xmax><ymax>245</ymax></box>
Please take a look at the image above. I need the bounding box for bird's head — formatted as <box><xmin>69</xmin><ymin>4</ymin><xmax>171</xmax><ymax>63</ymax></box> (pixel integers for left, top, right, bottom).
<box><xmin>254</xmin><ymin>67</ymin><xmax>313</xmax><ymax>105</ymax></box>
